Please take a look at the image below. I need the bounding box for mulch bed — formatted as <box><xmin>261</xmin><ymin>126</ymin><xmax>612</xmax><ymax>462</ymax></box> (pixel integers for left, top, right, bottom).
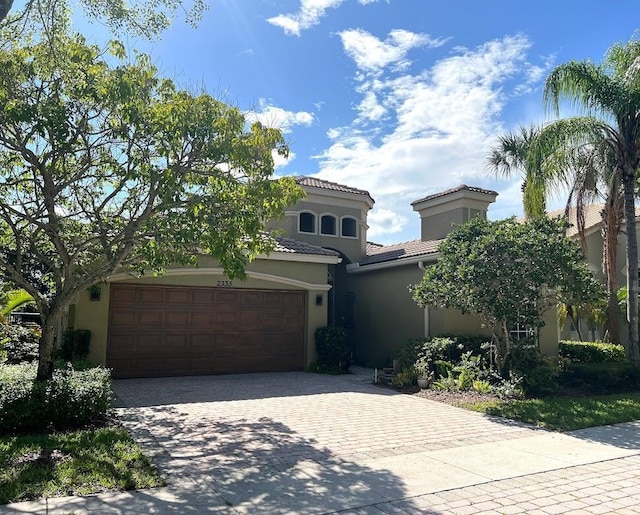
<box><xmin>411</xmin><ymin>388</ymin><xmax>501</xmax><ymax>406</ymax></box>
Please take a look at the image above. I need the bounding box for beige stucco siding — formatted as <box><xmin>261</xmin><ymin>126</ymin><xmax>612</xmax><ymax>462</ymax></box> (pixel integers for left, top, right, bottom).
<box><xmin>73</xmin><ymin>257</ymin><xmax>331</xmax><ymax>368</ymax></box>
<box><xmin>346</xmin><ymin>264</ymin><xmax>424</xmax><ymax>367</ymax></box>
<box><xmin>428</xmin><ymin>307</ymin><xmax>490</xmax><ymax>338</ymax></box>
<box><xmin>272</xmin><ymin>200</ymin><xmax>365</xmax><ymax>263</ymax></box>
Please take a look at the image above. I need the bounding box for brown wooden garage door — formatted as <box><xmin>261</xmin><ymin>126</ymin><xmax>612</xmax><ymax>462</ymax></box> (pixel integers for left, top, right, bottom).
<box><xmin>107</xmin><ymin>284</ymin><xmax>305</xmax><ymax>378</ymax></box>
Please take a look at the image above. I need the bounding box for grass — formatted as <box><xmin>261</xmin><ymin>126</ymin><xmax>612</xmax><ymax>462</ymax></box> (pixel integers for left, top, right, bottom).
<box><xmin>0</xmin><ymin>425</ymin><xmax>165</xmax><ymax>505</ymax></box>
<box><xmin>462</xmin><ymin>392</ymin><xmax>640</xmax><ymax>431</ymax></box>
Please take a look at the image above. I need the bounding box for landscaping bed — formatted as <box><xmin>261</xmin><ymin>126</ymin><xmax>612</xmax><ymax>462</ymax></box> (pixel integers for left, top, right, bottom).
<box><xmin>0</xmin><ymin>423</ymin><xmax>165</xmax><ymax>504</ymax></box>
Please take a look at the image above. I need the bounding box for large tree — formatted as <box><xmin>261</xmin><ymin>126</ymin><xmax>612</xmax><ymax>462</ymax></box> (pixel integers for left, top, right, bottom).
<box><xmin>487</xmin><ymin>125</ymin><xmax>547</xmax><ymax>219</ymax></box>
<box><xmin>490</xmin><ymin>123</ymin><xmax>624</xmax><ymax>345</ymax></box>
<box><xmin>0</xmin><ymin>0</ymin><xmax>206</xmax><ymax>38</ymax></box>
<box><xmin>0</xmin><ymin>23</ymin><xmax>302</xmax><ymax>380</ymax></box>
<box><xmin>411</xmin><ymin>216</ymin><xmax>604</xmax><ymax>373</ymax></box>
<box><xmin>530</xmin><ymin>39</ymin><xmax>640</xmax><ymax>363</ymax></box>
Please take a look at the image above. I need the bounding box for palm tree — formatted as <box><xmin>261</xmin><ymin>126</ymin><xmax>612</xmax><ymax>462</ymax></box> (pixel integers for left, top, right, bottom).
<box><xmin>530</xmin><ymin>39</ymin><xmax>640</xmax><ymax>363</ymax></box>
<box><xmin>558</xmin><ymin>143</ymin><xmax>623</xmax><ymax>345</ymax></box>
<box><xmin>487</xmin><ymin>125</ymin><xmax>546</xmax><ymax>219</ymax></box>
<box><xmin>490</xmin><ymin>125</ymin><xmax>624</xmax><ymax>344</ymax></box>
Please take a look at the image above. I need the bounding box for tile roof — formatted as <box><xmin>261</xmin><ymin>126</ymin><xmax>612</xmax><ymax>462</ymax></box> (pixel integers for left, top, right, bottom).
<box><xmin>547</xmin><ymin>204</ymin><xmax>640</xmax><ymax>238</ymax></box>
<box><xmin>411</xmin><ymin>184</ymin><xmax>498</xmax><ymax>206</ymax></box>
<box><xmin>293</xmin><ymin>176</ymin><xmax>373</xmax><ymax>198</ymax></box>
<box><xmin>273</xmin><ymin>236</ymin><xmax>340</xmax><ymax>257</ymax></box>
<box><xmin>360</xmin><ymin>238</ymin><xmax>442</xmax><ymax>266</ymax></box>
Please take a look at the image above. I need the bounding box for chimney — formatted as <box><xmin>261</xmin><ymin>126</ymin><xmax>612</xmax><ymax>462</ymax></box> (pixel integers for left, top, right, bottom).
<box><xmin>411</xmin><ymin>185</ymin><xmax>498</xmax><ymax>241</ymax></box>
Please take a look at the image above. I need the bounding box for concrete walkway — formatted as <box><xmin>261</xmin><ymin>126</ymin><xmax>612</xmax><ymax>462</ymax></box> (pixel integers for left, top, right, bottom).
<box><xmin>3</xmin><ymin>367</ymin><xmax>640</xmax><ymax>514</ymax></box>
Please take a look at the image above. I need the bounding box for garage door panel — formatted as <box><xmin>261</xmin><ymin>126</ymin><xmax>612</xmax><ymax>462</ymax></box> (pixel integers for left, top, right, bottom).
<box><xmin>107</xmin><ymin>284</ymin><xmax>305</xmax><ymax>378</ymax></box>
<box><xmin>165</xmin><ymin>311</ymin><xmax>190</xmax><ymax>326</ymax></box>
<box><xmin>140</xmin><ymin>288</ymin><xmax>165</xmax><ymax>304</ymax></box>
<box><xmin>165</xmin><ymin>289</ymin><xmax>190</xmax><ymax>304</ymax></box>
<box><xmin>215</xmin><ymin>290</ymin><xmax>239</xmax><ymax>305</ymax></box>
<box><xmin>110</xmin><ymin>310</ymin><xmax>136</xmax><ymax>327</ymax></box>
<box><xmin>216</xmin><ymin>312</ymin><xmax>239</xmax><ymax>326</ymax></box>
<box><xmin>137</xmin><ymin>311</ymin><xmax>164</xmax><ymax>326</ymax></box>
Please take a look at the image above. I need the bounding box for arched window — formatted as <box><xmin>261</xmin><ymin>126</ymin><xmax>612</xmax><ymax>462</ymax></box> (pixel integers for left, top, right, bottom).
<box><xmin>320</xmin><ymin>214</ymin><xmax>337</xmax><ymax>235</ymax></box>
<box><xmin>299</xmin><ymin>212</ymin><xmax>316</xmax><ymax>233</ymax></box>
<box><xmin>341</xmin><ymin>217</ymin><xmax>357</xmax><ymax>238</ymax></box>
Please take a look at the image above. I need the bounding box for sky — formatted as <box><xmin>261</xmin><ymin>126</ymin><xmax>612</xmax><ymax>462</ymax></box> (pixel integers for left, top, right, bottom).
<box><xmin>73</xmin><ymin>0</ymin><xmax>640</xmax><ymax>244</ymax></box>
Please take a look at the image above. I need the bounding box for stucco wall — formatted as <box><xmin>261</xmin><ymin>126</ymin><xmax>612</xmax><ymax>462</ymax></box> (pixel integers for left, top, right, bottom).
<box><xmin>420</xmin><ymin>208</ymin><xmax>467</xmax><ymax>241</ymax></box>
<box><xmin>345</xmin><ymin>263</ymin><xmax>493</xmax><ymax>366</ymax></box>
<box><xmin>73</xmin><ymin>257</ymin><xmax>331</xmax><ymax>368</ymax></box>
<box><xmin>274</xmin><ymin>200</ymin><xmax>366</xmax><ymax>263</ymax></box>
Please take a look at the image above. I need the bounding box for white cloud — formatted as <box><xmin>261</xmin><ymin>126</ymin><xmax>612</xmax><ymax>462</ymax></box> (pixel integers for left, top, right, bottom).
<box><xmin>267</xmin><ymin>0</ymin><xmax>380</xmax><ymax>36</ymax></box>
<box><xmin>273</xmin><ymin>149</ymin><xmax>296</xmax><ymax>171</ymax></box>
<box><xmin>356</xmin><ymin>91</ymin><xmax>386</xmax><ymax>121</ymax></box>
<box><xmin>312</xmin><ymin>33</ymin><xmax>551</xmax><ymax>244</ymax></box>
<box><xmin>367</xmin><ymin>208</ymin><xmax>408</xmax><ymax>239</ymax></box>
<box><xmin>246</xmin><ymin>100</ymin><xmax>314</xmax><ymax>133</ymax></box>
<box><xmin>339</xmin><ymin>28</ymin><xmax>446</xmax><ymax>72</ymax></box>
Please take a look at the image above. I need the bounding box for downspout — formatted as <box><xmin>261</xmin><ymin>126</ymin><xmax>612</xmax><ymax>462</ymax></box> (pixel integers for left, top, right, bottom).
<box><xmin>418</xmin><ymin>261</ymin><xmax>430</xmax><ymax>338</ymax></box>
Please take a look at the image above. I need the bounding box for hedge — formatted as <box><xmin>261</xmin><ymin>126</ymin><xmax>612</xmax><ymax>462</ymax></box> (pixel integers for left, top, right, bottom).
<box><xmin>0</xmin><ymin>363</ymin><xmax>112</xmax><ymax>434</ymax></box>
<box><xmin>559</xmin><ymin>340</ymin><xmax>627</xmax><ymax>364</ymax></box>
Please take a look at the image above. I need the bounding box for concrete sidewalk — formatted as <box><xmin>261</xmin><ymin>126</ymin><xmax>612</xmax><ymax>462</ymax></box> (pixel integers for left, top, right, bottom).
<box><xmin>3</xmin><ymin>369</ymin><xmax>640</xmax><ymax>514</ymax></box>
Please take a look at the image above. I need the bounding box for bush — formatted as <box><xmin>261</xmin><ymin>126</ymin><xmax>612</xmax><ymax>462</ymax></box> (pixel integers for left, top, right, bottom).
<box><xmin>510</xmin><ymin>345</ymin><xmax>559</xmax><ymax>398</ymax></box>
<box><xmin>58</xmin><ymin>329</ymin><xmax>92</xmax><ymax>361</ymax></box>
<box><xmin>315</xmin><ymin>326</ymin><xmax>349</xmax><ymax>370</ymax></box>
<box><xmin>559</xmin><ymin>362</ymin><xmax>640</xmax><ymax>395</ymax></box>
<box><xmin>0</xmin><ymin>324</ymin><xmax>40</xmax><ymax>364</ymax></box>
<box><xmin>0</xmin><ymin>362</ymin><xmax>112</xmax><ymax>434</ymax></box>
<box><xmin>435</xmin><ymin>334</ymin><xmax>491</xmax><ymax>360</ymax></box>
<box><xmin>559</xmin><ymin>340</ymin><xmax>627</xmax><ymax>364</ymax></box>
<box><xmin>391</xmin><ymin>368</ymin><xmax>417</xmax><ymax>387</ymax></box>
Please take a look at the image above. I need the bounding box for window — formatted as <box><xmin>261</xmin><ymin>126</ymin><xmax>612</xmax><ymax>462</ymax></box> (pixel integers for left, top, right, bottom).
<box><xmin>320</xmin><ymin>214</ymin><xmax>337</xmax><ymax>235</ymax></box>
<box><xmin>341</xmin><ymin>217</ymin><xmax>357</xmax><ymax>238</ymax></box>
<box><xmin>299</xmin><ymin>212</ymin><xmax>316</xmax><ymax>233</ymax></box>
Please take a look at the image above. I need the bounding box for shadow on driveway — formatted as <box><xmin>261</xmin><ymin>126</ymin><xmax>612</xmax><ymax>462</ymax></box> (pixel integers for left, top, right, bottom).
<box><xmin>118</xmin><ymin>403</ymin><xmax>428</xmax><ymax>513</ymax></box>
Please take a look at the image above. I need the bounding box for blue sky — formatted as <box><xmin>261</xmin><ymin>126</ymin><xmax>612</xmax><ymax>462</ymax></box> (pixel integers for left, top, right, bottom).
<box><xmin>76</xmin><ymin>0</ymin><xmax>640</xmax><ymax>244</ymax></box>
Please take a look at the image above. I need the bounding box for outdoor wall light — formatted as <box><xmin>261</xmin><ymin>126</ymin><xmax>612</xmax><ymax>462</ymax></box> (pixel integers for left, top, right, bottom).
<box><xmin>315</xmin><ymin>294</ymin><xmax>323</xmax><ymax>306</ymax></box>
<box><xmin>89</xmin><ymin>284</ymin><xmax>101</xmax><ymax>301</ymax></box>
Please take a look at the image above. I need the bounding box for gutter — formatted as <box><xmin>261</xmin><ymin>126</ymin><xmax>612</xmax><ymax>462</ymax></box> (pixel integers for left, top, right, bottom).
<box><xmin>346</xmin><ymin>252</ymin><xmax>440</xmax><ymax>274</ymax></box>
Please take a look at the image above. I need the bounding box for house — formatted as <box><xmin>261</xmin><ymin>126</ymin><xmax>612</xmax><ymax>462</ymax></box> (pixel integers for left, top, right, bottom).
<box><xmin>73</xmin><ymin>177</ymin><xmax>558</xmax><ymax>378</ymax></box>
<box><xmin>553</xmin><ymin>204</ymin><xmax>640</xmax><ymax>346</ymax></box>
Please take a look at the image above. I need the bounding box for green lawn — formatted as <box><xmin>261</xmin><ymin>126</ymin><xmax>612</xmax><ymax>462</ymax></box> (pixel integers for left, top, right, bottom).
<box><xmin>462</xmin><ymin>392</ymin><xmax>640</xmax><ymax>431</ymax></box>
<box><xmin>0</xmin><ymin>426</ymin><xmax>165</xmax><ymax>505</ymax></box>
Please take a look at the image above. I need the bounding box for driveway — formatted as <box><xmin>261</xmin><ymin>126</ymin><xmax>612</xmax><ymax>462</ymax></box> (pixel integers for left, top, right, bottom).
<box><xmin>6</xmin><ymin>367</ymin><xmax>640</xmax><ymax>514</ymax></box>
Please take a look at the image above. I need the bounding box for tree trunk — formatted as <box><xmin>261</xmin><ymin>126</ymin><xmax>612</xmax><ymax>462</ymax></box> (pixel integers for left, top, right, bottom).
<box><xmin>622</xmin><ymin>169</ymin><xmax>640</xmax><ymax>364</ymax></box>
<box><xmin>36</xmin><ymin>307</ymin><xmax>64</xmax><ymax>381</ymax></box>
<box><xmin>602</xmin><ymin>196</ymin><xmax>623</xmax><ymax>345</ymax></box>
<box><xmin>0</xmin><ymin>0</ymin><xmax>13</xmax><ymax>23</ymax></box>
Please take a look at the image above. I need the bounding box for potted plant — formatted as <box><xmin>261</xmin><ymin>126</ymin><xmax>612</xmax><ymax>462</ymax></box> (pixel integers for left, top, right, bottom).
<box><xmin>414</xmin><ymin>357</ymin><xmax>434</xmax><ymax>389</ymax></box>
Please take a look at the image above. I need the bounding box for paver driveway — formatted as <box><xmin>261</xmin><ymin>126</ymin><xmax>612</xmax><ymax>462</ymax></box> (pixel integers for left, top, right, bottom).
<box><xmin>104</xmin><ymin>368</ymin><xmax>640</xmax><ymax>514</ymax></box>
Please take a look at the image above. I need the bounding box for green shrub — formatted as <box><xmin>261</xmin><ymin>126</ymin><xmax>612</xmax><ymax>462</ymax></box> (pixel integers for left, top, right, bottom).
<box><xmin>58</xmin><ymin>329</ymin><xmax>92</xmax><ymax>362</ymax></box>
<box><xmin>435</xmin><ymin>333</ymin><xmax>491</xmax><ymax>360</ymax></box>
<box><xmin>559</xmin><ymin>340</ymin><xmax>627</xmax><ymax>364</ymax></box>
<box><xmin>559</xmin><ymin>362</ymin><xmax>640</xmax><ymax>394</ymax></box>
<box><xmin>433</xmin><ymin>360</ymin><xmax>453</xmax><ymax>378</ymax></box>
<box><xmin>472</xmin><ymin>379</ymin><xmax>492</xmax><ymax>393</ymax></box>
<box><xmin>0</xmin><ymin>362</ymin><xmax>111</xmax><ymax>434</ymax></box>
<box><xmin>394</xmin><ymin>338</ymin><xmax>427</xmax><ymax>370</ymax></box>
<box><xmin>315</xmin><ymin>327</ymin><xmax>349</xmax><ymax>370</ymax></box>
<box><xmin>0</xmin><ymin>325</ymin><xmax>40</xmax><ymax>364</ymax></box>
<box><xmin>510</xmin><ymin>345</ymin><xmax>559</xmax><ymax>398</ymax></box>
<box><xmin>391</xmin><ymin>368</ymin><xmax>417</xmax><ymax>387</ymax></box>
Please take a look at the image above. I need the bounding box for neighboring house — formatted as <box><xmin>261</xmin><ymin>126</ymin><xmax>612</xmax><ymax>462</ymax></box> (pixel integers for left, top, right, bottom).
<box><xmin>73</xmin><ymin>177</ymin><xmax>558</xmax><ymax>378</ymax></box>
<box><xmin>553</xmin><ymin>204</ymin><xmax>640</xmax><ymax>346</ymax></box>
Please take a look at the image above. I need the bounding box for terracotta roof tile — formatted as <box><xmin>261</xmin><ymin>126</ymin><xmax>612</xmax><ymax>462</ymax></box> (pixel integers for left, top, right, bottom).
<box><xmin>360</xmin><ymin>239</ymin><xmax>442</xmax><ymax>266</ymax></box>
<box><xmin>293</xmin><ymin>176</ymin><xmax>373</xmax><ymax>198</ymax></box>
<box><xmin>547</xmin><ymin>204</ymin><xmax>640</xmax><ymax>238</ymax></box>
<box><xmin>273</xmin><ymin>236</ymin><xmax>340</xmax><ymax>257</ymax></box>
<box><xmin>411</xmin><ymin>184</ymin><xmax>498</xmax><ymax>206</ymax></box>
